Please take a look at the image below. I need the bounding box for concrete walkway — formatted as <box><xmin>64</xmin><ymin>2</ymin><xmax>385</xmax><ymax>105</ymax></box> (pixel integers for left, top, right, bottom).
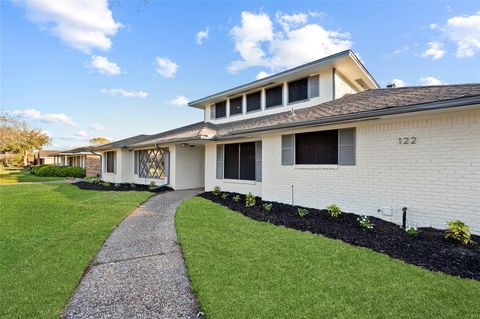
<box><xmin>63</xmin><ymin>189</ymin><xmax>202</xmax><ymax>319</ymax></box>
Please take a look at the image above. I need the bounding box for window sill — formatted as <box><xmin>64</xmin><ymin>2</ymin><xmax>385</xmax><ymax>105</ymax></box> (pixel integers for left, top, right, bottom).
<box><xmin>294</xmin><ymin>164</ymin><xmax>338</xmax><ymax>170</ymax></box>
<box><xmin>265</xmin><ymin>104</ymin><xmax>283</xmax><ymax>110</ymax></box>
<box><xmin>287</xmin><ymin>98</ymin><xmax>310</xmax><ymax>105</ymax></box>
<box><xmin>104</xmin><ymin>172</ymin><xmax>116</xmax><ymax>175</ymax></box>
<box><xmin>222</xmin><ymin>179</ymin><xmax>258</xmax><ymax>185</ymax></box>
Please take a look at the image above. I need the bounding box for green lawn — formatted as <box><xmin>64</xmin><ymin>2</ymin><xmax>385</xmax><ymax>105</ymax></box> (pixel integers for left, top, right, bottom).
<box><xmin>0</xmin><ymin>183</ymin><xmax>152</xmax><ymax>318</ymax></box>
<box><xmin>176</xmin><ymin>197</ymin><xmax>480</xmax><ymax>319</ymax></box>
<box><xmin>0</xmin><ymin>167</ymin><xmax>65</xmax><ymax>183</ymax></box>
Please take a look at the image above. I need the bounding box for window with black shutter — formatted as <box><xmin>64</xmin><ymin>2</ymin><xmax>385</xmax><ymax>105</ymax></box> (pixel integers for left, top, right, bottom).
<box><xmin>295</xmin><ymin>130</ymin><xmax>338</xmax><ymax>164</ymax></box>
<box><xmin>224</xmin><ymin>142</ymin><xmax>256</xmax><ymax>181</ymax></box>
<box><xmin>105</xmin><ymin>151</ymin><xmax>115</xmax><ymax>173</ymax></box>
<box><xmin>246</xmin><ymin>91</ymin><xmax>261</xmax><ymax>112</ymax></box>
<box><xmin>288</xmin><ymin>77</ymin><xmax>308</xmax><ymax>103</ymax></box>
<box><xmin>215</xmin><ymin>101</ymin><xmax>226</xmax><ymax>118</ymax></box>
<box><xmin>229</xmin><ymin>96</ymin><xmax>243</xmax><ymax>116</ymax></box>
<box><xmin>265</xmin><ymin>85</ymin><xmax>283</xmax><ymax>108</ymax></box>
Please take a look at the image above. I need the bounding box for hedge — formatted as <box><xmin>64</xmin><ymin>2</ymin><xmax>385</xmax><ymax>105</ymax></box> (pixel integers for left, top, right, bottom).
<box><xmin>30</xmin><ymin>164</ymin><xmax>50</xmax><ymax>175</ymax></box>
<box><xmin>36</xmin><ymin>166</ymin><xmax>86</xmax><ymax>178</ymax></box>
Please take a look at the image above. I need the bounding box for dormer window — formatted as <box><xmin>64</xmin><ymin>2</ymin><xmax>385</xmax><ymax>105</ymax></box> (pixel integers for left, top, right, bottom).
<box><xmin>229</xmin><ymin>96</ymin><xmax>243</xmax><ymax>116</ymax></box>
<box><xmin>246</xmin><ymin>91</ymin><xmax>261</xmax><ymax>113</ymax></box>
<box><xmin>288</xmin><ymin>77</ymin><xmax>308</xmax><ymax>103</ymax></box>
<box><xmin>215</xmin><ymin>101</ymin><xmax>227</xmax><ymax>119</ymax></box>
<box><xmin>266</xmin><ymin>85</ymin><xmax>283</xmax><ymax>108</ymax></box>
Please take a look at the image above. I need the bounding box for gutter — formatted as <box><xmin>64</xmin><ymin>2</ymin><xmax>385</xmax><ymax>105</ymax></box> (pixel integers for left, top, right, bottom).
<box><xmin>215</xmin><ymin>95</ymin><xmax>480</xmax><ymax>139</ymax></box>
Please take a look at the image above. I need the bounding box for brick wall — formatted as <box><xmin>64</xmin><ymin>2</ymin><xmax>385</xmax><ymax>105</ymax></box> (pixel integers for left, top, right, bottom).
<box><xmin>261</xmin><ymin>108</ymin><xmax>480</xmax><ymax>234</ymax></box>
<box><xmin>85</xmin><ymin>155</ymin><xmax>101</xmax><ymax>177</ymax></box>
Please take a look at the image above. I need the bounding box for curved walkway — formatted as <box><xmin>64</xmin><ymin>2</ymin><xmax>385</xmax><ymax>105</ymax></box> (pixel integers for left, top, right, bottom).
<box><xmin>63</xmin><ymin>189</ymin><xmax>202</xmax><ymax>319</ymax></box>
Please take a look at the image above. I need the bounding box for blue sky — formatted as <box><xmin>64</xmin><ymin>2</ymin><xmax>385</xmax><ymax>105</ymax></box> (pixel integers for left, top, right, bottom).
<box><xmin>1</xmin><ymin>1</ymin><xmax>479</xmax><ymax>149</ymax></box>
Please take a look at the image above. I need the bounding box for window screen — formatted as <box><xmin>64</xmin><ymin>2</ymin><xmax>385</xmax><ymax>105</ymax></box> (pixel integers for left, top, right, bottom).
<box><xmin>265</xmin><ymin>85</ymin><xmax>283</xmax><ymax>108</ymax></box>
<box><xmin>106</xmin><ymin>151</ymin><xmax>115</xmax><ymax>173</ymax></box>
<box><xmin>295</xmin><ymin>130</ymin><xmax>338</xmax><ymax>164</ymax></box>
<box><xmin>288</xmin><ymin>77</ymin><xmax>308</xmax><ymax>103</ymax></box>
<box><xmin>215</xmin><ymin>101</ymin><xmax>226</xmax><ymax>118</ymax></box>
<box><xmin>246</xmin><ymin>91</ymin><xmax>261</xmax><ymax>112</ymax></box>
<box><xmin>224</xmin><ymin>143</ymin><xmax>239</xmax><ymax>179</ymax></box>
<box><xmin>229</xmin><ymin>97</ymin><xmax>243</xmax><ymax>116</ymax></box>
<box><xmin>309</xmin><ymin>75</ymin><xmax>319</xmax><ymax>98</ymax></box>
<box><xmin>224</xmin><ymin>142</ymin><xmax>256</xmax><ymax>181</ymax></box>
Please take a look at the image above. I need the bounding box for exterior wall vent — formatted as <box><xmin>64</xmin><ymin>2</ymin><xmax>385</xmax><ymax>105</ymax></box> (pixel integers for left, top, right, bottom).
<box><xmin>355</xmin><ymin>78</ymin><xmax>369</xmax><ymax>90</ymax></box>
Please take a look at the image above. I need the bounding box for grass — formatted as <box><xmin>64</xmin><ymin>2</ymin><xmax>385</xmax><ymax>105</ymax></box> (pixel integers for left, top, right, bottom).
<box><xmin>176</xmin><ymin>197</ymin><xmax>480</xmax><ymax>319</ymax></box>
<box><xmin>0</xmin><ymin>183</ymin><xmax>152</xmax><ymax>318</ymax></box>
<box><xmin>0</xmin><ymin>167</ymin><xmax>65</xmax><ymax>183</ymax></box>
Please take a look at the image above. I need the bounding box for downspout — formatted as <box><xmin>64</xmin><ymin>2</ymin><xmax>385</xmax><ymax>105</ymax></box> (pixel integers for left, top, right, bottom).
<box><xmin>90</xmin><ymin>150</ymin><xmax>103</xmax><ymax>177</ymax></box>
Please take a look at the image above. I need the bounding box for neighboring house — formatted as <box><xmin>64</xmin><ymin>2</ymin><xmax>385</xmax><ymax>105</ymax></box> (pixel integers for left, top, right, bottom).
<box><xmin>33</xmin><ymin>150</ymin><xmax>58</xmax><ymax>165</ymax></box>
<box><xmin>52</xmin><ymin>146</ymin><xmax>101</xmax><ymax>177</ymax></box>
<box><xmin>92</xmin><ymin>50</ymin><xmax>480</xmax><ymax>233</ymax></box>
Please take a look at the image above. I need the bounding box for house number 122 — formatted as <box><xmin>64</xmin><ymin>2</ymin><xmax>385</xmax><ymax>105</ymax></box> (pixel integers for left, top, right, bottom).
<box><xmin>399</xmin><ymin>137</ymin><xmax>416</xmax><ymax>144</ymax></box>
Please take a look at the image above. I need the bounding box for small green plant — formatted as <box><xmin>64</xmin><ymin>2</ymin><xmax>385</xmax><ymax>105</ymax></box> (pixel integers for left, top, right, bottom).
<box><xmin>357</xmin><ymin>215</ymin><xmax>373</xmax><ymax>231</ymax></box>
<box><xmin>326</xmin><ymin>204</ymin><xmax>342</xmax><ymax>218</ymax></box>
<box><xmin>297</xmin><ymin>208</ymin><xmax>309</xmax><ymax>218</ymax></box>
<box><xmin>445</xmin><ymin>220</ymin><xmax>473</xmax><ymax>245</ymax></box>
<box><xmin>221</xmin><ymin>193</ymin><xmax>228</xmax><ymax>200</ymax></box>
<box><xmin>263</xmin><ymin>202</ymin><xmax>273</xmax><ymax>212</ymax></box>
<box><xmin>101</xmin><ymin>181</ymin><xmax>111</xmax><ymax>187</ymax></box>
<box><xmin>406</xmin><ymin>226</ymin><xmax>418</xmax><ymax>236</ymax></box>
<box><xmin>245</xmin><ymin>192</ymin><xmax>256</xmax><ymax>208</ymax></box>
<box><xmin>130</xmin><ymin>183</ymin><xmax>136</xmax><ymax>189</ymax></box>
<box><xmin>114</xmin><ymin>183</ymin><xmax>121</xmax><ymax>188</ymax></box>
<box><xmin>148</xmin><ymin>181</ymin><xmax>156</xmax><ymax>190</ymax></box>
<box><xmin>84</xmin><ymin>176</ymin><xmax>100</xmax><ymax>184</ymax></box>
<box><xmin>212</xmin><ymin>186</ymin><xmax>221</xmax><ymax>196</ymax></box>
<box><xmin>232</xmin><ymin>195</ymin><xmax>241</xmax><ymax>203</ymax></box>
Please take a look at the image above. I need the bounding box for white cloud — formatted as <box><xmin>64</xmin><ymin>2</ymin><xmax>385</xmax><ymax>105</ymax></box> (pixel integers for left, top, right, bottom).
<box><xmin>155</xmin><ymin>57</ymin><xmax>178</xmax><ymax>78</ymax></box>
<box><xmin>87</xmin><ymin>55</ymin><xmax>121</xmax><ymax>75</ymax></box>
<box><xmin>101</xmin><ymin>88</ymin><xmax>148</xmax><ymax>98</ymax></box>
<box><xmin>74</xmin><ymin>130</ymin><xmax>88</xmax><ymax>137</ymax></box>
<box><xmin>18</xmin><ymin>0</ymin><xmax>121</xmax><ymax>54</ymax></box>
<box><xmin>420</xmin><ymin>41</ymin><xmax>445</xmax><ymax>60</ymax></box>
<box><xmin>256</xmin><ymin>71</ymin><xmax>271</xmax><ymax>79</ymax></box>
<box><xmin>89</xmin><ymin>123</ymin><xmax>105</xmax><ymax>131</ymax></box>
<box><xmin>228</xmin><ymin>11</ymin><xmax>351</xmax><ymax>73</ymax></box>
<box><xmin>443</xmin><ymin>12</ymin><xmax>480</xmax><ymax>57</ymax></box>
<box><xmin>6</xmin><ymin>108</ymin><xmax>77</xmax><ymax>127</ymax></box>
<box><xmin>169</xmin><ymin>96</ymin><xmax>190</xmax><ymax>107</ymax></box>
<box><xmin>196</xmin><ymin>27</ymin><xmax>209</xmax><ymax>45</ymax></box>
<box><xmin>392</xmin><ymin>79</ymin><xmax>407</xmax><ymax>87</ymax></box>
<box><xmin>419</xmin><ymin>76</ymin><xmax>445</xmax><ymax>86</ymax></box>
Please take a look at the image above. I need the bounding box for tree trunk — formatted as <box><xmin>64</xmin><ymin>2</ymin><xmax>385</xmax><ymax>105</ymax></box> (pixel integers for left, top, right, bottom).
<box><xmin>23</xmin><ymin>150</ymin><xmax>28</xmax><ymax>167</ymax></box>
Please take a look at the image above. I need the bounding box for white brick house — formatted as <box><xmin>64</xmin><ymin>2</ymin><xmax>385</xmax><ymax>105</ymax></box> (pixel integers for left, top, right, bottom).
<box><xmin>92</xmin><ymin>50</ymin><xmax>480</xmax><ymax>233</ymax></box>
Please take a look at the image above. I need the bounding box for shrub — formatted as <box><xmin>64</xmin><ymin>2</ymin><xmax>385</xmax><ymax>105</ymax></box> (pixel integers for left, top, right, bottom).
<box><xmin>101</xmin><ymin>181</ymin><xmax>111</xmax><ymax>187</ymax></box>
<box><xmin>130</xmin><ymin>183</ymin><xmax>136</xmax><ymax>189</ymax></box>
<box><xmin>326</xmin><ymin>204</ymin><xmax>342</xmax><ymax>218</ymax></box>
<box><xmin>221</xmin><ymin>193</ymin><xmax>228</xmax><ymax>200</ymax></box>
<box><xmin>232</xmin><ymin>195</ymin><xmax>241</xmax><ymax>203</ymax></box>
<box><xmin>31</xmin><ymin>164</ymin><xmax>49</xmax><ymax>175</ymax></box>
<box><xmin>406</xmin><ymin>226</ymin><xmax>418</xmax><ymax>236</ymax></box>
<box><xmin>357</xmin><ymin>215</ymin><xmax>373</xmax><ymax>231</ymax></box>
<box><xmin>263</xmin><ymin>202</ymin><xmax>273</xmax><ymax>212</ymax></box>
<box><xmin>212</xmin><ymin>186</ymin><xmax>221</xmax><ymax>196</ymax></box>
<box><xmin>36</xmin><ymin>166</ymin><xmax>62</xmax><ymax>177</ymax></box>
<box><xmin>149</xmin><ymin>181</ymin><xmax>156</xmax><ymax>190</ymax></box>
<box><xmin>84</xmin><ymin>176</ymin><xmax>100</xmax><ymax>184</ymax></box>
<box><xmin>297</xmin><ymin>208</ymin><xmax>309</xmax><ymax>218</ymax></box>
<box><xmin>245</xmin><ymin>192</ymin><xmax>256</xmax><ymax>208</ymax></box>
<box><xmin>445</xmin><ymin>220</ymin><xmax>473</xmax><ymax>245</ymax></box>
<box><xmin>114</xmin><ymin>183</ymin><xmax>121</xmax><ymax>188</ymax></box>
<box><xmin>60</xmin><ymin>166</ymin><xmax>85</xmax><ymax>178</ymax></box>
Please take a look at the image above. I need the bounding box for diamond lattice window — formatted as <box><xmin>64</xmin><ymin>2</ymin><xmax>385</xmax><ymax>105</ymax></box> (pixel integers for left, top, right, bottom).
<box><xmin>138</xmin><ymin>148</ymin><xmax>168</xmax><ymax>179</ymax></box>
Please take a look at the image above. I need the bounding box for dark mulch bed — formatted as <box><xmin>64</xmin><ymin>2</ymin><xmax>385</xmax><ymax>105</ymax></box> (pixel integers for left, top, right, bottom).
<box><xmin>74</xmin><ymin>181</ymin><xmax>173</xmax><ymax>193</ymax></box>
<box><xmin>200</xmin><ymin>191</ymin><xmax>480</xmax><ymax>281</ymax></box>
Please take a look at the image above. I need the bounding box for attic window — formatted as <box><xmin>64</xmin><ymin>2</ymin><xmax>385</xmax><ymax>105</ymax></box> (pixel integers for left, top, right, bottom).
<box><xmin>229</xmin><ymin>96</ymin><xmax>243</xmax><ymax>116</ymax></box>
<box><xmin>215</xmin><ymin>101</ymin><xmax>226</xmax><ymax>119</ymax></box>
<box><xmin>288</xmin><ymin>77</ymin><xmax>308</xmax><ymax>103</ymax></box>
<box><xmin>265</xmin><ymin>85</ymin><xmax>283</xmax><ymax>108</ymax></box>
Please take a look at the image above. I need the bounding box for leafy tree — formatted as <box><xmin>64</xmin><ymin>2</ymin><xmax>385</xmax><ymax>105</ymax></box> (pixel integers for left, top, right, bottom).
<box><xmin>89</xmin><ymin>137</ymin><xmax>110</xmax><ymax>145</ymax></box>
<box><xmin>0</xmin><ymin>115</ymin><xmax>51</xmax><ymax>166</ymax></box>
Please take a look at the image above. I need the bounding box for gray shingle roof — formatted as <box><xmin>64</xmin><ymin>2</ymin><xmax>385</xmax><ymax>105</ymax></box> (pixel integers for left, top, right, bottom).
<box><xmin>94</xmin><ymin>84</ymin><xmax>480</xmax><ymax>149</ymax></box>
